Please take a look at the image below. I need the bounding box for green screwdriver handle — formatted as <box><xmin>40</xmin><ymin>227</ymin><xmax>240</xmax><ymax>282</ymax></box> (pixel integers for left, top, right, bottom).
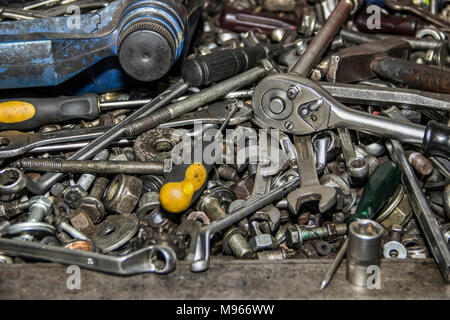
<box><xmin>348</xmin><ymin>161</ymin><xmax>401</xmax><ymax>223</ymax></box>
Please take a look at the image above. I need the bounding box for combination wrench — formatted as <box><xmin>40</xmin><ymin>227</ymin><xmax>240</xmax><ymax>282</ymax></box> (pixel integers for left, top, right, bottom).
<box><xmin>286</xmin><ymin>135</ymin><xmax>336</xmax><ymax>214</ymax></box>
<box><xmin>0</xmin><ymin>238</ymin><xmax>177</xmax><ymax>275</ymax></box>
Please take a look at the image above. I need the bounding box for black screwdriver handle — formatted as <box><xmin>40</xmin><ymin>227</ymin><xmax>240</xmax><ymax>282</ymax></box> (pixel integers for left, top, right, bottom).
<box><xmin>0</xmin><ymin>94</ymin><xmax>99</xmax><ymax>131</ymax></box>
<box><xmin>423</xmin><ymin>121</ymin><xmax>450</xmax><ymax>158</ymax></box>
<box><xmin>181</xmin><ymin>44</ymin><xmax>283</xmax><ymax>87</ymax></box>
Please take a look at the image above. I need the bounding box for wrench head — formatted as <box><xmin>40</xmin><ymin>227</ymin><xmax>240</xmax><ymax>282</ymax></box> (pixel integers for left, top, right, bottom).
<box><xmin>287</xmin><ymin>185</ymin><xmax>337</xmax><ymax>214</ymax></box>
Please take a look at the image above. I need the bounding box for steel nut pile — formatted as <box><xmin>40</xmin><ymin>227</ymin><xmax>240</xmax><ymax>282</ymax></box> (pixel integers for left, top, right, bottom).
<box><xmin>0</xmin><ymin>0</ymin><xmax>449</xmax><ymax>287</ymax></box>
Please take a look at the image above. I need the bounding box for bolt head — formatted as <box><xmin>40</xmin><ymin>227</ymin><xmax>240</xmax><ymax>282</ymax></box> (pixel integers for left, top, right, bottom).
<box><xmin>79</xmin><ymin>197</ymin><xmax>105</xmax><ymax>224</ymax></box>
<box><xmin>249</xmin><ymin>234</ymin><xmax>275</xmax><ymax>252</ymax></box>
<box><xmin>62</xmin><ymin>186</ymin><xmax>87</xmax><ymax>208</ymax></box>
<box><xmin>69</xmin><ymin>209</ymin><xmax>95</xmax><ymax>236</ymax></box>
<box><xmin>285</xmin><ymin>225</ymin><xmax>302</xmax><ymax>248</ymax></box>
<box><xmin>103</xmin><ymin>174</ymin><xmax>142</xmax><ymax>214</ymax></box>
<box><xmin>29</xmin><ymin>196</ymin><xmax>53</xmax><ymax>212</ymax></box>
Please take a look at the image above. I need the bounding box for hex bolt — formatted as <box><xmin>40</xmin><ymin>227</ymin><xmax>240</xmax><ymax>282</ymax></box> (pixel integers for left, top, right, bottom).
<box><xmin>217</xmin><ymin>164</ymin><xmax>239</xmax><ymax>181</ymax></box>
<box><xmin>198</xmin><ymin>192</ymin><xmax>253</xmax><ymax>259</ymax></box>
<box><xmin>0</xmin><ymin>200</ymin><xmax>30</xmax><ymax>219</ymax></box>
<box><xmin>103</xmin><ymin>174</ymin><xmax>143</xmax><ymax>214</ymax></box>
<box><xmin>406</xmin><ymin>151</ymin><xmax>434</xmax><ymax>176</ymax></box>
<box><xmin>286</xmin><ymin>223</ymin><xmax>347</xmax><ymax>248</ymax></box>
<box><xmin>59</xmin><ymin>149</ymin><xmax>109</xmax><ymax>207</ymax></box>
<box><xmin>69</xmin><ymin>177</ymin><xmax>110</xmax><ymax>232</ymax></box>
<box><xmin>12</xmin><ymin>196</ymin><xmax>53</xmax><ymax>241</ymax></box>
<box><xmin>248</xmin><ymin>220</ymin><xmax>275</xmax><ymax>252</ymax></box>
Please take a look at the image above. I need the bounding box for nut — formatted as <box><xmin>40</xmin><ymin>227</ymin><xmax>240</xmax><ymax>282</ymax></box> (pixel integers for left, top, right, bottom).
<box><xmin>136</xmin><ymin>191</ymin><xmax>160</xmax><ymax>219</ymax></box>
<box><xmin>103</xmin><ymin>174</ymin><xmax>142</xmax><ymax>214</ymax></box>
<box><xmin>69</xmin><ymin>209</ymin><xmax>95</xmax><ymax>236</ymax></box>
<box><xmin>78</xmin><ymin>196</ymin><xmax>105</xmax><ymax>223</ymax></box>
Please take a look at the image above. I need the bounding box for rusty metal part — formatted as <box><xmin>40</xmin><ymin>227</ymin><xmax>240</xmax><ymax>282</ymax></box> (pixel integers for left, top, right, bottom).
<box><xmin>327</xmin><ymin>38</ymin><xmax>410</xmax><ymax>83</ymax></box>
<box><xmin>16</xmin><ymin>158</ymin><xmax>169</xmax><ymax>175</ymax></box>
<box><xmin>134</xmin><ymin>128</ymin><xmax>181</xmax><ymax>162</ymax></box>
<box><xmin>376</xmin><ymin>185</ymin><xmax>414</xmax><ymax>228</ymax></box>
<box><xmin>407</xmin><ymin>151</ymin><xmax>434</xmax><ymax>176</ymax></box>
<box><xmin>371</xmin><ymin>57</ymin><xmax>450</xmax><ymax>94</ymax></box>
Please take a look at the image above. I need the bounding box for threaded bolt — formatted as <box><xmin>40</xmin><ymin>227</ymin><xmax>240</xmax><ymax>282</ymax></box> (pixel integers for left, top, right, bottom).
<box><xmin>89</xmin><ymin>177</ymin><xmax>109</xmax><ymax>200</ymax></box>
<box><xmin>407</xmin><ymin>151</ymin><xmax>433</xmax><ymax>176</ymax></box>
<box><xmin>286</xmin><ymin>223</ymin><xmax>347</xmax><ymax>247</ymax></box>
<box><xmin>76</xmin><ymin>149</ymin><xmax>110</xmax><ymax>191</ymax></box>
<box><xmin>59</xmin><ymin>221</ymin><xmax>88</xmax><ymax>241</ymax></box>
<box><xmin>0</xmin><ymin>200</ymin><xmax>30</xmax><ymax>218</ymax></box>
<box><xmin>16</xmin><ymin>158</ymin><xmax>167</xmax><ymax>175</ymax></box>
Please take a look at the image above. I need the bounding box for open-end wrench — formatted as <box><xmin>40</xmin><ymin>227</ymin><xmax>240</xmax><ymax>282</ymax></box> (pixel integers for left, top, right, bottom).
<box><xmin>337</xmin><ymin>128</ymin><xmax>368</xmax><ymax>182</ymax></box>
<box><xmin>244</xmin><ymin>145</ymin><xmax>288</xmax><ymax>232</ymax></box>
<box><xmin>0</xmin><ymin>238</ymin><xmax>177</xmax><ymax>275</ymax></box>
<box><xmin>287</xmin><ymin>135</ymin><xmax>336</xmax><ymax>215</ymax></box>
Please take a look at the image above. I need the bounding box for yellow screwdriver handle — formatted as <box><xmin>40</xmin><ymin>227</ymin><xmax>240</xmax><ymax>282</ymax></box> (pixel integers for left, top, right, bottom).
<box><xmin>160</xmin><ymin>163</ymin><xmax>207</xmax><ymax>213</ymax></box>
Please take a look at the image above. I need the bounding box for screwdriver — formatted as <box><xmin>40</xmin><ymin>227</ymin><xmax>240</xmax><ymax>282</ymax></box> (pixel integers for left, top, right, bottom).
<box><xmin>319</xmin><ymin>161</ymin><xmax>401</xmax><ymax>291</ymax></box>
<box><xmin>0</xmin><ymin>44</ymin><xmax>287</xmax><ymax>131</ymax></box>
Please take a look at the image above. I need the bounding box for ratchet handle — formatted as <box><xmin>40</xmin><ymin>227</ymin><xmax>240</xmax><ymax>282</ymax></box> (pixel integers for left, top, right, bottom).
<box><xmin>182</xmin><ymin>45</ymin><xmax>282</xmax><ymax>87</ymax></box>
<box><xmin>0</xmin><ymin>94</ymin><xmax>99</xmax><ymax>131</ymax></box>
<box><xmin>423</xmin><ymin>121</ymin><xmax>450</xmax><ymax>158</ymax></box>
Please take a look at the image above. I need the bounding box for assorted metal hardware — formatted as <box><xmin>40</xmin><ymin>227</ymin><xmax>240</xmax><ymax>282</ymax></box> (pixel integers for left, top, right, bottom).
<box><xmin>0</xmin><ymin>0</ymin><xmax>449</xmax><ymax>291</ymax></box>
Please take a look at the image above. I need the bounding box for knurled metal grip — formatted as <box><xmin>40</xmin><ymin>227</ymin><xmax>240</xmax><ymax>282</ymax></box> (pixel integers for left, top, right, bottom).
<box><xmin>181</xmin><ymin>46</ymin><xmax>269</xmax><ymax>87</ymax></box>
<box><xmin>0</xmin><ymin>0</ymin><xmax>190</xmax><ymax>88</ymax></box>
